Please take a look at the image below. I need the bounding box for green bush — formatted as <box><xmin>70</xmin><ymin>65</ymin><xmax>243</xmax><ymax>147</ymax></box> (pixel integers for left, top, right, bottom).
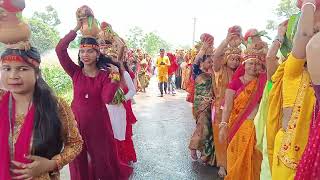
<box><xmin>42</xmin><ymin>66</ymin><xmax>73</xmax><ymax>103</ymax></box>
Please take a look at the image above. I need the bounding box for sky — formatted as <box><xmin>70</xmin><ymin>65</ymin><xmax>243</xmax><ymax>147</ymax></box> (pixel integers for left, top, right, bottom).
<box><xmin>24</xmin><ymin>0</ymin><xmax>282</xmax><ymax>48</ymax></box>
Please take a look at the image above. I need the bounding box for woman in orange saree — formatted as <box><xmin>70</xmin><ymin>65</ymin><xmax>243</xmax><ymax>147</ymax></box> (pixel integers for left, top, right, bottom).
<box><xmin>219</xmin><ymin>47</ymin><xmax>267</xmax><ymax>180</ymax></box>
<box><xmin>211</xmin><ymin>26</ymin><xmax>242</xmax><ymax>177</ymax></box>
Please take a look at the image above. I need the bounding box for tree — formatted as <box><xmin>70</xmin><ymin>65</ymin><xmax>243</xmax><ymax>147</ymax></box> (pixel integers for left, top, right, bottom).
<box><xmin>28</xmin><ymin>18</ymin><xmax>60</xmax><ymax>54</ymax></box>
<box><xmin>32</xmin><ymin>5</ymin><xmax>61</xmax><ymax>27</ymax></box>
<box><xmin>0</xmin><ymin>7</ymin><xmax>61</xmax><ymax>55</ymax></box>
<box><xmin>275</xmin><ymin>0</ymin><xmax>299</xmax><ymax>18</ymax></box>
<box><xmin>125</xmin><ymin>27</ymin><xmax>172</xmax><ymax>56</ymax></box>
<box><xmin>266</xmin><ymin>20</ymin><xmax>278</xmax><ymax>31</ymax></box>
<box><xmin>125</xmin><ymin>26</ymin><xmax>144</xmax><ymax>49</ymax></box>
<box><xmin>158</xmin><ymin>39</ymin><xmax>172</xmax><ymax>53</ymax></box>
<box><xmin>266</xmin><ymin>0</ymin><xmax>299</xmax><ymax>30</ymax></box>
<box><xmin>27</xmin><ymin>5</ymin><xmax>61</xmax><ymax>53</ymax></box>
<box><xmin>70</xmin><ymin>36</ymin><xmax>82</xmax><ymax>49</ymax></box>
<box><xmin>142</xmin><ymin>32</ymin><xmax>172</xmax><ymax>56</ymax></box>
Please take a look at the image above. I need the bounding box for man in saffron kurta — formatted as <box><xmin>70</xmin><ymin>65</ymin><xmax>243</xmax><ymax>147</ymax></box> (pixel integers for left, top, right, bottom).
<box><xmin>156</xmin><ymin>49</ymin><xmax>171</xmax><ymax>96</ymax></box>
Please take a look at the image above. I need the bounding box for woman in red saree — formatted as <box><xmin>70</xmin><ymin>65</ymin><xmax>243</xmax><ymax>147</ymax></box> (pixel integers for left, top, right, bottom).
<box><xmin>0</xmin><ymin>47</ymin><xmax>83</xmax><ymax>179</ymax></box>
<box><xmin>219</xmin><ymin>47</ymin><xmax>267</xmax><ymax>180</ymax></box>
<box><xmin>117</xmin><ymin>63</ymin><xmax>138</xmax><ymax>165</ymax></box>
<box><xmin>99</xmin><ymin>37</ymin><xmax>138</xmax><ymax>165</ymax></box>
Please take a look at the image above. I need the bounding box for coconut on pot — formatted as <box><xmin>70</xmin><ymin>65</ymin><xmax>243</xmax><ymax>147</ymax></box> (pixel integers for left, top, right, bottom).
<box><xmin>76</xmin><ymin>5</ymin><xmax>100</xmax><ymax>38</ymax></box>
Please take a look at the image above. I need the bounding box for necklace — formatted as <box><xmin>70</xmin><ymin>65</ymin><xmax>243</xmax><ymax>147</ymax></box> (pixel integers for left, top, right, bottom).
<box><xmin>8</xmin><ymin>95</ymin><xmax>32</xmax><ymax>161</ymax></box>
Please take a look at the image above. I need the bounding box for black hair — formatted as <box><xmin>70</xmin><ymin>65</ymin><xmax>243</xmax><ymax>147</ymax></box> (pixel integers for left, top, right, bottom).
<box><xmin>196</xmin><ymin>55</ymin><xmax>211</xmax><ymax>65</ymax></box>
<box><xmin>32</xmin><ymin>72</ymin><xmax>63</xmax><ymax>159</ymax></box>
<box><xmin>1</xmin><ymin>47</ymin><xmax>41</xmax><ymax>65</ymax></box>
<box><xmin>78</xmin><ymin>37</ymin><xmax>121</xmax><ymax>70</ymax></box>
<box><xmin>1</xmin><ymin>48</ymin><xmax>63</xmax><ymax>159</ymax></box>
<box><xmin>98</xmin><ymin>54</ymin><xmax>121</xmax><ymax>71</ymax></box>
<box><xmin>123</xmin><ymin>61</ymin><xmax>131</xmax><ymax>73</ymax></box>
<box><xmin>192</xmin><ymin>55</ymin><xmax>212</xmax><ymax>80</ymax></box>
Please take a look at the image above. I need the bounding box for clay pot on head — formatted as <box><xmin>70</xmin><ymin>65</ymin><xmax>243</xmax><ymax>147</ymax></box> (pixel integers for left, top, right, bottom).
<box><xmin>0</xmin><ymin>10</ymin><xmax>30</xmax><ymax>44</ymax></box>
<box><xmin>1</xmin><ymin>0</ymin><xmax>25</xmax><ymax>12</ymax></box>
<box><xmin>80</xmin><ymin>17</ymin><xmax>100</xmax><ymax>38</ymax></box>
<box><xmin>200</xmin><ymin>33</ymin><xmax>214</xmax><ymax>42</ymax></box>
<box><xmin>200</xmin><ymin>33</ymin><xmax>214</xmax><ymax>45</ymax></box>
<box><xmin>244</xmin><ymin>29</ymin><xmax>258</xmax><ymax>42</ymax></box>
<box><xmin>98</xmin><ymin>21</ymin><xmax>114</xmax><ymax>44</ymax></box>
<box><xmin>76</xmin><ymin>5</ymin><xmax>99</xmax><ymax>38</ymax></box>
<box><xmin>228</xmin><ymin>25</ymin><xmax>242</xmax><ymax>36</ymax></box>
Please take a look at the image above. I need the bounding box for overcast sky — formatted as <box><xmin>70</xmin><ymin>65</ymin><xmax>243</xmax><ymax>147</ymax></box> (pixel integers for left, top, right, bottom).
<box><xmin>24</xmin><ymin>0</ymin><xmax>282</xmax><ymax>48</ymax></box>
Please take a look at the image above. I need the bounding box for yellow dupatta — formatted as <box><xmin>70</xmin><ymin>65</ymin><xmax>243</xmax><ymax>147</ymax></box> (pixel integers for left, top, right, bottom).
<box><xmin>266</xmin><ymin>62</ymin><xmax>285</xmax><ymax>169</ymax></box>
<box><xmin>267</xmin><ymin>61</ymin><xmax>315</xmax><ymax>174</ymax></box>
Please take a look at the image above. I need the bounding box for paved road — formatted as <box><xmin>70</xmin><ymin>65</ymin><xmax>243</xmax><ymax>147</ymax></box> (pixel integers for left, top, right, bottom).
<box><xmin>61</xmin><ymin>77</ymin><xmax>220</xmax><ymax>179</ymax></box>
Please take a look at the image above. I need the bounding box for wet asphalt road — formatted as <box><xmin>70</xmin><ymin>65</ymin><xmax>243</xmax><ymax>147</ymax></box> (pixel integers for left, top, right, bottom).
<box><xmin>61</xmin><ymin>77</ymin><xmax>220</xmax><ymax>180</ymax></box>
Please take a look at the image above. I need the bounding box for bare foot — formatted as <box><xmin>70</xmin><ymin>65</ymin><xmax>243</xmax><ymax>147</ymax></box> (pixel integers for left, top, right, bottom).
<box><xmin>218</xmin><ymin>166</ymin><xmax>227</xmax><ymax>178</ymax></box>
<box><xmin>200</xmin><ymin>156</ymin><xmax>208</xmax><ymax>165</ymax></box>
<box><xmin>191</xmin><ymin>150</ymin><xmax>198</xmax><ymax>160</ymax></box>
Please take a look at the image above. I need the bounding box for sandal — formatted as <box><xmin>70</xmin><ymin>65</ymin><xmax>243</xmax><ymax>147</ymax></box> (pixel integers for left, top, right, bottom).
<box><xmin>199</xmin><ymin>156</ymin><xmax>209</xmax><ymax>165</ymax></box>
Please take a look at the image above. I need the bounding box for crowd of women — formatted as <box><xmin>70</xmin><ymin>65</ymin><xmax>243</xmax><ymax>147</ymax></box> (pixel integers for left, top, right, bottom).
<box><xmin>1</xmin><ymin>0</ymin><xmax>320</xmax><ymax>179</ymax></box>
<box><xmin>187</xmin><ymin>0</ymin><xmax>320</xmax><ymax>179</ymax></box>
<box><xmin>0</xmin><ymin>1</ymin><xmax>139</xmax><ymax>179</ymax></box>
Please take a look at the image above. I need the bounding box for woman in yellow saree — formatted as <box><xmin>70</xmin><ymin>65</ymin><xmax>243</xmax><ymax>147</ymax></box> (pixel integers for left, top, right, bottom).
<box><xmin>254</xmin><ymin>20</ymin><xmax>288</xmax><ymax>180</ymax></box>
<box><xmin>267</xmin><ymin>1</ymin><xmax>316</xmax><ymax>179</ymax></box>
<box><xmin>219</xmin><ymin>47</ymin><xmax>267</xmax><ymax>180</ymax></box>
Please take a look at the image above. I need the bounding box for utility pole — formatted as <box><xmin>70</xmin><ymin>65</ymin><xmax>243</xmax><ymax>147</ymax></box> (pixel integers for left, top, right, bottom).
<box><xmin>192</xmin><ymin>17</ymin><xmax>196</xmax><ymax>46</ymax></box>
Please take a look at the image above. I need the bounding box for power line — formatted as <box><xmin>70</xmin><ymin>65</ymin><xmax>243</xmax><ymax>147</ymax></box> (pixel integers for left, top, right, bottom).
<box><xmin>192</xmin><ymin>17</ymin><xmax>197</xmax><ymax>46</ymax></box>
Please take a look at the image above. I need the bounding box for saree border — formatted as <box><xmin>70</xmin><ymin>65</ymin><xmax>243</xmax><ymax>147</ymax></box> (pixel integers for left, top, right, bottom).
<box><xmin>277</xmin><ymin>71</ymin><xmax>309</xmax><ymax>169</ymax></box>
